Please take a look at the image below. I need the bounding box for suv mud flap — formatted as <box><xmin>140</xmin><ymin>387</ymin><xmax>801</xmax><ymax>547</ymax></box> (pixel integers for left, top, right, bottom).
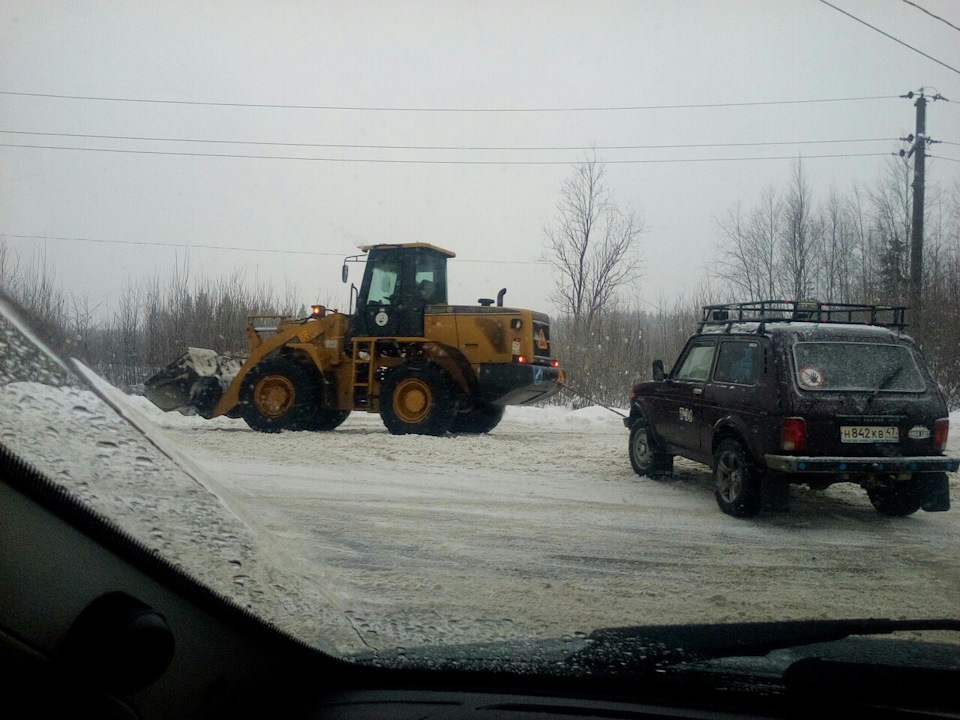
<box><xmin>761</xmin><ymin>472</ymin><xmax>790</xmax><ymax>512</ymax></box>
<box><xmin>920</xmin><ymin>473</ymin><xmax>950</xmax><ymax>512</ymax></box>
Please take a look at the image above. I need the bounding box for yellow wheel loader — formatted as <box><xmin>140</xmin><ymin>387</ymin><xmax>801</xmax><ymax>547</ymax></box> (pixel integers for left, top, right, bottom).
<box><xmin>143</xmin><ymin>243</ymin><xmax>563</xmax><ymax>435</ymax></box>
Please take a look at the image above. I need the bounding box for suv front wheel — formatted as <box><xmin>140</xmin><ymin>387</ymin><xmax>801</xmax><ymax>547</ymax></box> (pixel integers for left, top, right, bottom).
<box><xmin>713</xmin><ymin>439</ymin><xmax>761</xmax><ymax>518</ymax></box>
<box><xmin>628</xmin><ymin>424</ymin><xmax>673</xmax><ymax>478</ymax></box>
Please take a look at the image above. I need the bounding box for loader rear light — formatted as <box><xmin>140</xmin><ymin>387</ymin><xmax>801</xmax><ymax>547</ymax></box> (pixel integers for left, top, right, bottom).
<box><xmin>933</xmin><ymin>418</ymin><xmax>949</xmax><ymax>452</ymax></box>
<box><xmin>550</xmin><ymin>360</ymin><xmax>560</xmax><ymax>368</ymax></box>
<box><xmin>515</xmin><ymin>355</ymin><xmax>527</xmax><ymax>364</ymax></box>
<box><xmin>782</xmin><ymin>417</ymin><xmax>806</xmax><ymax>452</ymax></box>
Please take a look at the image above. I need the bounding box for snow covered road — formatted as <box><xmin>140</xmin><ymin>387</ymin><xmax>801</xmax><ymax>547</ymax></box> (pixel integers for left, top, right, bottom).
<box><xmin>3</xmin><ymin>362</ymin><xmax>957</xmax><ymax>655</ymax></box>
<box><xmin>162</xmin><ymin>406</ymin><xmax>960</xmax><ymax>654</ymax></box>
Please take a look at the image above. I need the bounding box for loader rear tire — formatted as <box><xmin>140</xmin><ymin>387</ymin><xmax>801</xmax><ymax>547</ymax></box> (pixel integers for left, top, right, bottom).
<box><xmin>380</xmin><ymin>364</ymin><xmax>457</xmax><ymax>436</ymax></box>
<box><xmin>239</xmin><ymin>360</ymin><xmax>322</xmax><ymax>433</ymax></box>
<box><xmin>451</xmin><ymin>404</ymin><xmax>504</xmax><ymax>434</ymax></box>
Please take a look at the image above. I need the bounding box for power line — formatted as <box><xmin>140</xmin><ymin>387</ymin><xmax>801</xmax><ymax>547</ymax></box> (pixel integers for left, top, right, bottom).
<box><xmin>931</xmin><ymin>155</ymin><xmax>960</xmax><ymax>164</ymax></box>
<box><xmin>1</xmin><ymin>234</ymin><xmax>552</xmax><ymax>265</ymax></box>
<box><xmin>0</xmin><ymin>143</ymin><xmax>891</xmax><ymax>165</ymax></box>
<box><xmin>818</xmin><ymin>0</ymin><xmax>960</xmax><ymax>75</ymax></box>
<box><xmin>900</xmin><ymin>0</ymin><xmax>960</xmax><ymax>33</ymax></box>
<box><xmin>0</xmin><ymin>129</ymin><xmax>899</xmax><ymax>152</ymax></box>
<box><xmin>0</xmin><ymin>89</ymin><xmax>902</xmax><ymax>112</ymax></box>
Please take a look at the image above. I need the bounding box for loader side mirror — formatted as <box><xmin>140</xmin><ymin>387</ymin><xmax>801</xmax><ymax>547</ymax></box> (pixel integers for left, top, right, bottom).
<box><xmin>341</xmin><ymin>263</ymin><xmax>348</xmax><ymax>283</ymax></box>
<box><xmin>652</xmin><ymin>359</ymin><xmax>665</xmax><ymax>382</ymax></box>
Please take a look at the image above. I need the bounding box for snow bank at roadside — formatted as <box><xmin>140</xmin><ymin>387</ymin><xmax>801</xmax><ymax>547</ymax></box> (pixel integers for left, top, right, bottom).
<box><xmin>121</xmin><ymin>390</ymin><xmax>627</xmax><ymax>434</ymax></box>
<box><xmin>502</xmin><ymin>404</ymin><xmax>626</xmax><ymax>431</ymax></box>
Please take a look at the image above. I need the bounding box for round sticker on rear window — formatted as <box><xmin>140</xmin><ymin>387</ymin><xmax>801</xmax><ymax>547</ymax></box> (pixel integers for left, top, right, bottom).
<box><xmin>798</xmin><ymin>366</ymin><xmax>825</xmax><ymax>388</ymax></box>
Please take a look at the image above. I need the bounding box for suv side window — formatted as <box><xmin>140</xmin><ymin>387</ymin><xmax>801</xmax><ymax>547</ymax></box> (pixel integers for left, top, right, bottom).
<box><xmin>674</xmin><ymin>341</ymin><xmax>716</xmax><ymax>382</ymax></box>
<box><xmin>714</xmin><ymin>340</ymin><xmax>761</xmax><ymax>385</ymax></box>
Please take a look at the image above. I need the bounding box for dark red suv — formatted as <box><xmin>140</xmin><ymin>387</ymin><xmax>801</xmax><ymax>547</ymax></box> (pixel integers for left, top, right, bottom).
<box><xmin>626</xmin><ymin>301</ymin><xmax>959</xmax><ymax>518</ymax></box>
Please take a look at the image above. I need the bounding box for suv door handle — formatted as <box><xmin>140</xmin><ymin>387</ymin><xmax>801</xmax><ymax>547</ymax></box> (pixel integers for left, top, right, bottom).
<box><xmin>692</xmin><ymin>388</ymin><xmax>703</xmax><ymax>395</ymax></box>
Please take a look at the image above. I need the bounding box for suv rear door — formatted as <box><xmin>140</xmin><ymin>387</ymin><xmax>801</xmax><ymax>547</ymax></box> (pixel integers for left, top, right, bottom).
<box><xmin>700</xmin><ymin>338</ymin><xmax>776</xmax><ymax>459</ymax></box>
<box><xmin>786</xmin><ymin>338</ymin><xmax>939</xmax><ymax>458</ymax></box>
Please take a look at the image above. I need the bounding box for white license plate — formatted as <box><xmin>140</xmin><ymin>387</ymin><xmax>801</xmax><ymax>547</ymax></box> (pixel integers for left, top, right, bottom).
<box><xmin>840</xmin><ymin>426</ymin><xmax>899</xmax><ymax>443</ymax></box>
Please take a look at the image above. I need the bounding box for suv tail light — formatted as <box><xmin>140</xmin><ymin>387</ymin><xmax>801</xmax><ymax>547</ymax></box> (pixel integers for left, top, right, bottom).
<box><xmin>933</xmin><ymin>418</ymin><xmax>949</xmax><ymax>452</ymax></box>
<box><xmin>782</xmin><ymin>417</ymin><xmax>806</xmax><ymax>452</ymax></box>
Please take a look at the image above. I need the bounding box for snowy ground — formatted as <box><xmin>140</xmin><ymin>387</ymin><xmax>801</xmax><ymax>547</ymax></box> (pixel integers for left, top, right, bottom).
<box><xmin>3</xmin><ymin>367</ymin><xmax>959</xmax><ymax>656</ymax></box>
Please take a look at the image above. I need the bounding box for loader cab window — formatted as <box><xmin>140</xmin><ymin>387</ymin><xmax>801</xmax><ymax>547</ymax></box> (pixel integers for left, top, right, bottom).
<box><xmin>366</xmin><ymin>261</ymin><xmax>401</xmax><ymax>306</ymax></box>
<box><xmin>354</xmin><ymin>248</ymin><xmax>449</xmax><ymax>337</ymax></box>
<box><xmin>354</xmin><ymin>252</ymin><xmax>405</xmax><ymax>337</ymax></box>
<box><xmin>414</xmin><ymin>251</ymin><xmax>447</xmax><ymax>305</ymax></box>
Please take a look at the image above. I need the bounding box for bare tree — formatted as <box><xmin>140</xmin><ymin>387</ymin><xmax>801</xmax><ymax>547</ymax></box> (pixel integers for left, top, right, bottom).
<box><xmin>870</xmin><ymin>156</ymin><xmax>913</xmax><ymax>303</ymax></box>
<box><xmin>849</xmin><ymin>184</ymin><xmax>878</xmax><ymax>301</ymax></box>
<box><xmin>542</xmin><ymin>155</ymin><xmax>645</xmax><ymax>406</ymax></box>
<box><xmin>713</xmin><ymin>187</ymin><xmax>781</xmax><ymax>301</ymax></box>
<box><xmin>714</xmin><ymin>201</ymin><xmax>758</xmax><ymax>300</ymax></box>
<box><xmin>819</xmin><ymin>186</ymin><xmax>858</xmax><ymax>303</ymax></box>
<box><xmin>780</xmin><ymin>159</ymin><xmax>821</xmax><ymax>299</ymax></box>
<box><xmin>544</xmin><ymin>156</ymin><xmax>645</xmax><ymax>329</ymax></box>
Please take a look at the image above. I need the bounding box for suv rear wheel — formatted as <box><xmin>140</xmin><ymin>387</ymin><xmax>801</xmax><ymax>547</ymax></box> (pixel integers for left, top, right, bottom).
<box><xmin>713</xmin><ymin>439</ymin><xmax>760</xmax><ymax>517</ymax></box>
<box><xmin>628</xmin><ymin>424</ymin><xmax>673</xmax><ymax>478</ymax></box>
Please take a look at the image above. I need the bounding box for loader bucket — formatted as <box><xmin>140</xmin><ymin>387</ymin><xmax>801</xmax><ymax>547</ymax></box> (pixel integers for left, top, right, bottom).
<box><xmin>143</xmin><ymin>347</ymin><xmax>243</xmax><ymax>418</ymax></box>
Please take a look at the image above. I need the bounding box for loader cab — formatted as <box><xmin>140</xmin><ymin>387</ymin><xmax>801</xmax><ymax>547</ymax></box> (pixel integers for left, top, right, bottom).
<box><xmin>352</xmin><ymin>244</ymin><xmax>454</xmax><ymax>338</ymax></box>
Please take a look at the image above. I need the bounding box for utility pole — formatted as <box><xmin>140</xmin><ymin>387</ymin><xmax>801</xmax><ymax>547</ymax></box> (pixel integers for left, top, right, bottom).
<box><xmin>900</xmin><ymin>89</ymin><xmax>944</xmax><ymax>328</ymax></box>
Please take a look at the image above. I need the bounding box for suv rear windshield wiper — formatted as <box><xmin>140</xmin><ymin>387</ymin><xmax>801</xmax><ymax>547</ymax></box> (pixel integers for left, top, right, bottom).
<box><xmin>864</xmin><ymin>364</ymin><xmax>906</xmax><ymax>411</ymax></box>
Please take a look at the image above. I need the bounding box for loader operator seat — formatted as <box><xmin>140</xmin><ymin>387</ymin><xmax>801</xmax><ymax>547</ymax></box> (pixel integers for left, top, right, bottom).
<box><xmin>418</xmin><ymin>279</ymin><xmax>439</xmax><ymax>304</ymax></box>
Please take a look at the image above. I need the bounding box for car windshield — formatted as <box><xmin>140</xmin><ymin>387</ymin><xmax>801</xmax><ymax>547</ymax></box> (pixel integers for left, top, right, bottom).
<box><xmin>794</xmin><ymin>342</ymin><xmax>926</xmax><ymax>392</ymax></box>
<box><xmin>2</xmin><ymin>0</ymin><xmax>959</xmax><ymax>688</ymax></box>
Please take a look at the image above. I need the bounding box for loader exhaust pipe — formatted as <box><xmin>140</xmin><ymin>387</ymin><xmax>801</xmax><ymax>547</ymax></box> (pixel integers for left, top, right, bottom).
<box><xmin>497</xmin><ymin>288</ymin><xmax>506</xmax><ymax>307</ymax></box>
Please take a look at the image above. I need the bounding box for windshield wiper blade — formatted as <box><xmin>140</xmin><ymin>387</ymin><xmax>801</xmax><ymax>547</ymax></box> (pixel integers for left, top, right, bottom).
<box><xmin>865</xmin><ymin>364</ymin><xmax>905</xmax><ymax>411</ymax></box>
<box><xmin>586</xmin><ymin>618</ymin><xmax>960</xmax><ymax>667</ymax></box>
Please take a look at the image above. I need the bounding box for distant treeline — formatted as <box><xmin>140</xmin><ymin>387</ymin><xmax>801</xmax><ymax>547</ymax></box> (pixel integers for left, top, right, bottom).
<box><xmin>2</xmin><ymin>158</ymin><xmax>958</xmax><ymax>409</ymax></box>
<box><xmin>548</xmin><ymin>158</ymin><xmax>960</xmax><ymax>409</ymax></box>
<box><xmin>0</xmin><ymin>246</ymin><xmax>304</xmax><ymax>390</ymax></box>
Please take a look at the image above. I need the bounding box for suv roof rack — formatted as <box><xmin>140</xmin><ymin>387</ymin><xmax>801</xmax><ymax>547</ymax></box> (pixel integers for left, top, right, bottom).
<box><xmin>699</xmin><ymin>300</ymin><xmax>908</xmax><ymax>333</ymax></box>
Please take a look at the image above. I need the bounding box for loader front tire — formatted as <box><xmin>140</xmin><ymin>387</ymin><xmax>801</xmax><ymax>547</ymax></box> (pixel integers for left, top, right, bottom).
<box><xmin>380</xmin><ymin>364</ymin><xmax>457</xmax><ymax>436</ymax></box>
<box><xmin>240</xmin><ymin>360</ymin><xmax>322</xmax><ymax>433</ymax></box>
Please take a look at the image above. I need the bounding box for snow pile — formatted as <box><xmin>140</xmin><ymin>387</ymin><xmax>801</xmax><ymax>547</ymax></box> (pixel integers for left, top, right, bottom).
<box><xmin>504</xmin><ymin>404</ymin><xmax>626</xmax><ymax>432</ymax></box>
<box><xmin>122</xmin><ymin>390</ymin><xmax>627</xmax><ymax>435</ymax></box>
<box><xmin>124</xmin><ymin>392</ymin><xmax>249</xmax><ymax>431</ymax></box>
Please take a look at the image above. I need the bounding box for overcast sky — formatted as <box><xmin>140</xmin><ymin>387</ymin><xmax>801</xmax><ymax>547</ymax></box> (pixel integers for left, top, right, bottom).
<box><xmin>2</xmin><ymin>1</ymin><xmax>959</xmax><ymax>320</ymax></box>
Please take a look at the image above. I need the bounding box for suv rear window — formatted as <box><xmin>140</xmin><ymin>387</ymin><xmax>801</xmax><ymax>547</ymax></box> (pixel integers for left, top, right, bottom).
<box><xmin>793</xmin><ymin>342</ymin><xmax>925</xmax><ymax>392</ymax></box>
